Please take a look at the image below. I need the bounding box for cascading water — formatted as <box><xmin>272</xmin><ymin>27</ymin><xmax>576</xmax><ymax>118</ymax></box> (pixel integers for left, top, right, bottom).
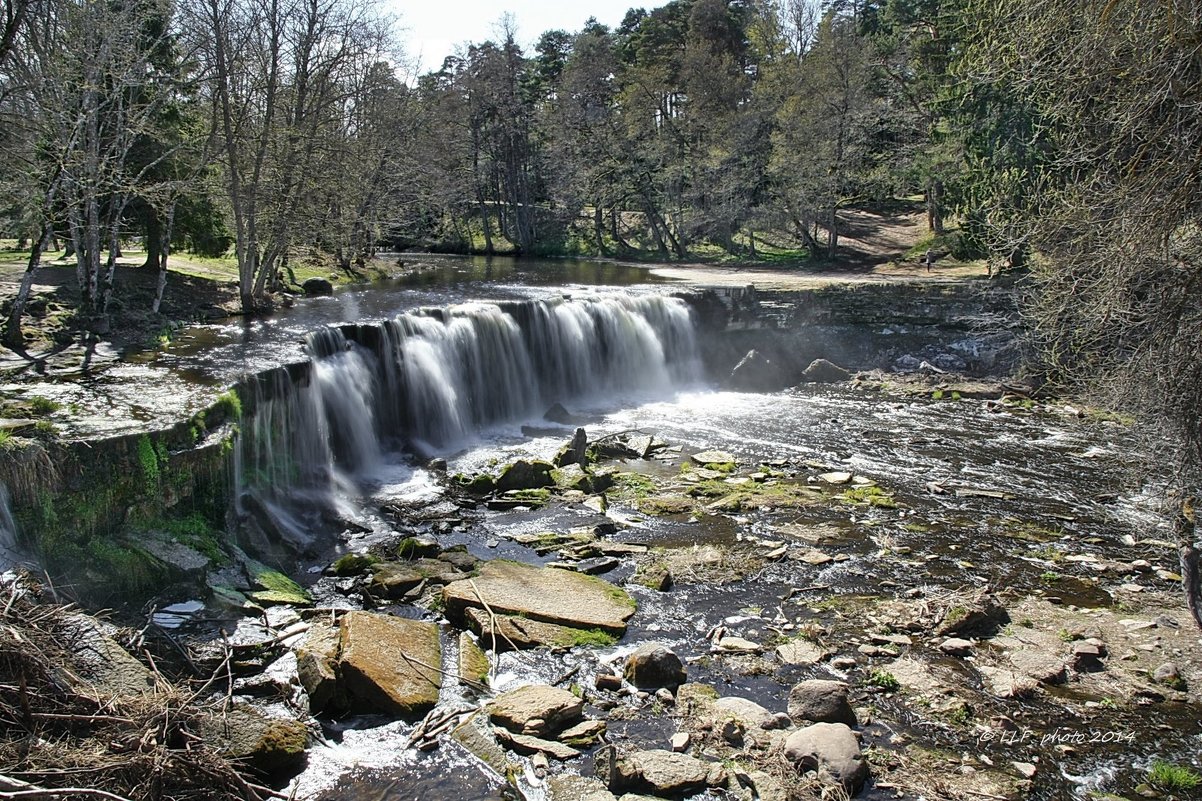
<box><xmin>231</xmin><ymin>293</ymin><xmax>702</xmax><ymax>550</ymax></box>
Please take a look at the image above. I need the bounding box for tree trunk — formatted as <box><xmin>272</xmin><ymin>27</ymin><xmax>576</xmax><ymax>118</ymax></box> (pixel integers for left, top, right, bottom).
<box><xmin>1177</xmin><ymin>497</ymin><xmax>1200</xmax><ymax>630</ymax></box>
<box><xmin>826</xmin><ymin>207</ymin><xmax>839</xmax><ymax>257</ymax></box>
<box><xmin>927</xmin><ymin>178</ymin><xmax>944</xmax><ymax>235</ymax></box>
<box><xmin>151</xmin><ymin>204</ymin><xmax>176</xmax><ymax>314</ymax></box>
<box><xmin>3</xmin><ymin>224</ymin><xmax>52</xmax><ymax>350</ymax></box>
<box><xmin>143</xmin><ymin>215</ymin><xmax>162</xmax><ymax>269</ymax></box>
<box><xmin>593</xmin><ymin>206</ymin><xmax>605</xmax><ymax>254</ymax></box>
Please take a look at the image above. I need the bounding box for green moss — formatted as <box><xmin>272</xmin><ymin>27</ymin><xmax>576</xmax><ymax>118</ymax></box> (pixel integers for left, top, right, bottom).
<box><xmin>554</xmin><ymin>628</ymin><xmax>619</xmax><ymax>648</ymax></box>
<box><xmin>455</xmin><ymin>472</ymin><xmax>497</xmax><ymax>495</ymax></box>
<box><xmin>611</xmin><ymin>472</ymin><xmax>658</xmax><ymax>499</ymax></box>
<box><xmin>1148</xmin><ymin>761</ymin><xmax>1202</xmax><ymax>793</ymax></box>
<box><xmin>637</xmin><ymin>495</ymin><xmax>695</xmax><ymax>516</ymax></box>
<box><xmin>136</xmin><ymin>434</ymin><xmax>161</xmax><ymax>488</ymax></box>
<box><xmin>841</xmin><ymin>485</ymin><xmax>898</xmax><ymax>509</ymax></box>
<box><xmin>249</xmin><ymin>567</ymin><xmax>312</xmax><ymax>606</ymax></box>
<box><xmin>331</xmin><ymin>553</ymin><xmax>378</xmax><ymax>575</ymax></box>
<box><xmin>27</xmin><ymin>396</ymin><xmax>61</xmax><ymax>415</ymax></box>
<box><xmin>703</xmin><ymin>461</ymin><xmax>736</xmax><ymax>473</ymax></box>
<box><xmin>214</xmin><ymin>389</ymin><xmax>243</xmax><ymax>420</ymax></box>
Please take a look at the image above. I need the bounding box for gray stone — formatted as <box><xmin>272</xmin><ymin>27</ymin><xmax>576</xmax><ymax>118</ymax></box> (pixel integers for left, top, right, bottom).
<box><xmin>494</xmin><ymin>727</ymin><xmax>581</xmax><ymax>760</ymax></box>
<box><xmin>602</xmin><ymin>749</ymin><xmax>713</xmax><ymax>796</ymax></box>
<box><xmin>296</xmin><ymin>619</ymin><xmax>342</xmax><ymax>714</ymax></box>
<box><xmin>444</xmin><ymin>560</ymin><xmax>636</xmax><ymax>634</ymax></box>
<box><xmin>939</xmin><ymin>637</ymin><xmax>974</xmax><ymax>657</ymax></box>
<box><xmin>978</xmin><ymin>666</ymin><xmax>1039</xmax><ymax>699</ymax></box>
<box><xmin>368</xmin><ymin>562</ymin><xmax>424</xmax><ymax>599</ymax></box>
<box><xmin>59</xmin><ymin>614</ymin><xmax>155</xmax><ymax>699</ymax></box>
<box><xmin>1071</xmin><ymin>642</ymin><xmax>1104</xmax><ymax>672</ymax></box>
<box><xmin>488</xmin><ymin>684</ymin><xmax>584</xmax><ymax>736</ymax></box>
<box><xmin>547</xmin><ymin>775</ymin><xmax>617</xmax><ymax>801</ymax></box>
<box><xmin>713</xmin><ymin>696</ymin><xmax>776</xmax><ymax>730</ymax></box>
<box><xmin>559</xmin><ymin>719</ymin><xmax>607</xmax><ymax>746</ymax></box>
<box><xmin>728</xmin><ymin>349</ymin><xmax>787</xmax><ymax>391</ymax></box>
<box><xmin>776</xmin><ymin>639</ymin><xmax>830</xmax><ymax>665</ymax></box>
<box><xmin>624</xmin><ymin>642</ymin><xmax>687</xmax><ymax>690</ymax></box>
<box><xmin>935</xmin><ymin>594</ymin><xmax>1008</xmax><ymax>637</ymax></box>
<box><xmin>202</xmin><ymin>704</ymin><xmax>307</xmax><ymax>777</ymax></box>
<box><xmin>670</xmin><ymin>732</ymin><xmax>690</xmax><ymax>752</ymax></box>
<box><xmin>691</xmin><ymin>450</ymin><xmax>736</xmax><ymax>467</ymax></box>
<box><xmin>783</xmin><ymin>722</ymin><xmax>868</xmax><ymax>794</ymax></box>
<box><xmin>1008</xmin><ymin>650</ymin><xmax>1067</xmax><ymax>685</ymax></box>
<box><xmin>801</xmin><ymin>359</ymin><xmax>851</xmax><ymax>384</ymax></box>
<box><xmin>1153</xmin><ymin>662</ymin><xmax>1185</xmax><ymax>688</ymax></box>
<box><xmin>337</xmin><ymin>611</ymin><xmax>441</xmax><ymax>719</ymax></box>
<box><xmin>787</xmin><ymin>679</ymin><xmax>857</xmax><ymax>726</ymax></box>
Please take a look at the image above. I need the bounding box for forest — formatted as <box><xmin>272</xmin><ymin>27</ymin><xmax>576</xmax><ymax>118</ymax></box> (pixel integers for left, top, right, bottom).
<box><xmin>0</xmin><ymin>0</ymin><xmax>1200</xmax><ymax>478</ymax></box>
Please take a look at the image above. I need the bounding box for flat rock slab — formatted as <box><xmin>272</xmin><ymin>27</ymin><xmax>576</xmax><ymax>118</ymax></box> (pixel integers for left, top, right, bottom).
<box><xmin>548</xmin><ymin>775</ymin><xmax>617</xmax><ymax>801</ymax></box>
<box><xmin>464</xmin><ymin>608</ymin><xmax>599</xmax><ymax>651</ymax></box>
<box><xmin>488</xmin><ymin>684</ymin><xmax>584</xmax><ymax>736</ymax></box>
<box><xmin>611</xmin><ymin>750</ymin><xmax>715</xmax><ymax>796</ymax></box>
<box><xmin>338</xmin><ymin>611</ymin><xmax>441</xmax><ymax>718</ymax></box>
<box><xmin>691</xmin><ymin>450</ymin><xmax>736</xmax><ymax>466</ymax></box>
<box><xmin>495</xmin><ymin>728</ymin><xmax>582</xmax><ymax>760</ymax></box>
<box><xmin>444</xmin><ymin>560</ymin><xmax>636</xmax><ymax>634</ymax></box>
<box><xmin>776</xmin><ymin>639</ymin><xmax>831</xmax><ymax>665</ymax></box>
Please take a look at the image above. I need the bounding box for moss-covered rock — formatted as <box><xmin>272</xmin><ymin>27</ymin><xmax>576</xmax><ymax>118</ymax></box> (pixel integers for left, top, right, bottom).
<box><xmin>496</xmin><ymin>459</ymin><xmax>556</xmax><ymax>492</ymax></box>
<box><xmin>330</xmin><ymin>552</ymin><xmax>378</xmax><ymax>576</ymax></box>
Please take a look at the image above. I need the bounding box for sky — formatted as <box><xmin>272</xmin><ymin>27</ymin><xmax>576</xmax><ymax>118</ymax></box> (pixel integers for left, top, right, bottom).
<box><xmin>395</xmin><ymin>0</ymin><xmax>643</xmax><ymax>72</ymax></box>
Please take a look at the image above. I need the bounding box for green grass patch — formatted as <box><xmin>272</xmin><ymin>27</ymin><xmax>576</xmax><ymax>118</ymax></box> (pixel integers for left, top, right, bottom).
<box><xmin>1148</xmin><ymin>761</ymin><xmax>1202</xmax><ymax>793</ymax></box>
<box><xmin>867</xmin><ymin>669</ymin><xmax>900</xmax><ymax>691</ymax></box>
<box><xmin>841</xmin><ymin>485</ymin><xmax>899</xmax><ymax>509</ymax></box>
<box><xmin>555</xmin><ymin>627</ymin><xmax>619</xmax><ymax>648</ymax></box>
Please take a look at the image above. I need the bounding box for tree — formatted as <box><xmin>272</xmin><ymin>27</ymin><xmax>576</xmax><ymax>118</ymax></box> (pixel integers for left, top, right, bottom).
<box><xmin>955</xmin><ymin>0</ymin><xmax>1202</xmax><ymax>626</ymax></box>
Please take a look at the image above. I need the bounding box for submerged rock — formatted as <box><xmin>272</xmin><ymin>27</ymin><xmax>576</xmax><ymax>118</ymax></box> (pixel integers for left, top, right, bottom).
<box><xmin>784</xmin><ymin>722</ymin><xmax>868</xmax><ymax>794</ymax></box>
<box><xmin>728</xmin><ymin>348</ymin><xmax>787</xmax><ymax>391</ymax></box>
<box><xmin>444</xmin><ymin>560</ymin><xmax>636</xmax><ymax>635</ymax></box>
<box><xmin>337</xmin><ymin>611</ymin><xmax>441</xmax><ymax>718</ymax></box>
<box><xmin>624</xmin><ymin>642</ymin><xmax>687</xmax><ymax>690</ymax></box>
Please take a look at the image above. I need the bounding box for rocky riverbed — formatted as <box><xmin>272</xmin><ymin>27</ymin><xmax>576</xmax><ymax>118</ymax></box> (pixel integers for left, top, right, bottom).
<box><xmin>11</xmin><ymin>371</ymin><xmax>1198</xmax><ymax>801</ymax></box>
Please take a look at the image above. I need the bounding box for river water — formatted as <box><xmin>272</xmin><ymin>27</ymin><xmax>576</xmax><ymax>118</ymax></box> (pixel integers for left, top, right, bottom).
<box><xmin>16</xmin><ymin>255</ymin><xmax>1200</xmax><ymax>799</ymax></box>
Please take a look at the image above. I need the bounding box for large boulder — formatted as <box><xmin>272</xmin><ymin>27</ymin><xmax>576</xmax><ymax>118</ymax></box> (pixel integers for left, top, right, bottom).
<box><xmin>443</xmin><ymin>560</ymin><xmax>636</xmax><ymax>635</ymax></box>
<box><xmin>800</xmin><ymin>359</ymin><xmax>851</xmax><ymax>384</ymax></box>
<box><xmin>296</xmin><ymin>619</ymin><xmax>342</xmax><ymax>714</ymax></box>
<box><xmin>301</xmin><ymin>277</ymin><xmax>334</xmax><ymax>297</ymax></box>
<box><xmin>60</xmin><ymin>613</ymin><xmax>156</xmax><ymax>699</ymax></box>
<box><xmin>783</xmin><ymin>722</ymin><xmax>868</xmax><ymax>795</ymax></box>
<box><xmin>727</xmin><ymin>349</ymin><xmax>788</xmax><ymax>391</ymax></box>
<box><xmin>787</xmin><ymin>679</ymin><xmax>857</xmax><ymax>726</ymax></box>
<box><xmin>624</xmin><ymin>642</ymin><xmax>687</xmax><ymax>690</ymax></box>
<box><xmin>496</xmin><ymin>460</ymin><xmax>556</xmax><ymax>492</ymax></box>
<box><xmin>488</xmin><ymin>684</ymin><xmax>584</xmax><ymax>736</ymax></box>
<box><xmin>337</xmin><ymin>611</ymin><xmax>441</xmax><ymax>718</ymax></box>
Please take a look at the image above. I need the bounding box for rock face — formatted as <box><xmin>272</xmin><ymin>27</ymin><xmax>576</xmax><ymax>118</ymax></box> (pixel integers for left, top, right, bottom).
<box><xmin>624</xmin><ymin>643</ymin><xmax>687</xmax><ymax>690</ymax></box>
<box><xmin>301</xmin><ymin>277</ymin><xmax>334</xmax><ymax>296</ymax></box>
<box><xmin>337</xmin><ymin>611</ymin><xmax>441</xmax><ymax>718</ymax></box>
<box><xmin>784</xmin><ymin>722</ymin><xmax>868</xmax><ymax>795</ymax></box>
<box><xmin>800</xmin><ymin>358</ymin><xmax>851</xmax><ymax>383</ymax></box>
<box><xmin>488</xmin><ymin>684</ymin><xmax>584</xmax><ymax>736</ymax></box>
<box><xmin>444</xmin><ymin>560</ymin><xmax>636</xmax><ymax>635</ymax></box>
<box><xmin>728</xmin><ymin>349</ymin><xmax>787</xmax><ymax>391</ymax></box>
<box><xmin>787</xmin><ymin>679</ymin><xmax>857</xmax><ymax>726</ymax></box>
<box><xmin>296</xmin><ymin>620</ymin><xmax>342</xmax><ymax>714</ymax></box>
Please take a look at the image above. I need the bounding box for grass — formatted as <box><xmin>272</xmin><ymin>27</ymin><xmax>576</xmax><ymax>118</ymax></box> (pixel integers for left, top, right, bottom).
<box><xmin>556</xmin><ymin>628</ymin><xmax>618</xmax><ymax>648</ymax></box>
<box><xmin>1148</xmin><ymin>761</ymin><xmax>1202</xmax><ymax>793</ymax></box>
<box><xmin>841</xmin><ymin>485</ymin><xmax>899</xmax><ymax>509</ymax></box>
<box><xmin>867</xmin><ymin>669</ymin><xmax>900</xmax><ymax>692</ymax></box>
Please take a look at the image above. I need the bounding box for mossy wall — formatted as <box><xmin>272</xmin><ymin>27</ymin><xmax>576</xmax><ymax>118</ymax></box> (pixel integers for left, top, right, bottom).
<box><xmin>0</xmin><ymin>390</ymin><xmax>243</xmax><ymax>603</ymax></box>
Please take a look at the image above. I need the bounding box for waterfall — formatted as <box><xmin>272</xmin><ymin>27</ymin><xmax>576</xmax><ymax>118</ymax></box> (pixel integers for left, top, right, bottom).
<box><xmin>0</xmin><ymin>484</ymin><xmax>22</xmax><ymax>568</ymax></box>
<box><xmin>232</xmin><ymin>293</ymin><xmax>701</xmax><ymax>545</ymax></box>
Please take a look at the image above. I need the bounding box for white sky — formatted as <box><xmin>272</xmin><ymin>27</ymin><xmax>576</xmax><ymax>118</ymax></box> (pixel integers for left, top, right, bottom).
<box><xmin>394</xmin><ymin>0</ymin><xmax>644</xmax><ymax>72</ymax></box>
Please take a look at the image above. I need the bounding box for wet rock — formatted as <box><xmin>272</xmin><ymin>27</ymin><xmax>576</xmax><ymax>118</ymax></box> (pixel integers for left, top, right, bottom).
<box><xmin>463</xmin><ymin>608</ymin><xmax>604</xmax><ymax>651</ymax></box>
<box><xmin>296</xmin><ymin>619</ymin><xmax>342</xmax><ymax>714</ymax></box>
<box><xmin>691</xmin><ymin>450</ymin><xmax>736</xmax><ymax>468</ymax></box>
<box><xmin>301</xmin><ymin>277</ymin><xmax>333</xmax><ymax>296</ymax></box>
<box><xmin>776</xmin><ymin>639</ymin><xmax>831</xmax><ymax>665</ymax></box>
<box><xmin>596</xmin><ymin>672</ymin><xmax>623</xmax><ymax>692</ymax></box>
<box><xmin>633</xmin><ymin>563</ymin><xmax>674</xmax><ymax>591</ymax></box>
<box><xmin>329</xmin><ymin>552</ymin><xmax>377</xmax><ymax>576</ymax></box>
<box><xmin>142</xmin><ymin>537</ymin><xmax>210</xmax><ymax>578</ymax></box>
<box><xmin>783</xmin><ymin>722</ymin><xmax>868</xmax><ymax>795</ymax></box>
<box><xmin>368</xmin><ymin>563</ymin><xmax>424</xmax><ymax>599</ymax></box>
<box><xmin>939</xmin><ymin>638</ymin><xmax>974</xmax><ymax>657</ymax></box>
<box><xmin>560</xmin><ymin>719</ymin><xmax>607</xmax><ymax>747</ymax></box>
<box><xmin>459</xmin><ymin>632</ymin><xmax>490</xmax><ymax>687</ymax></box>
<box><xmin>1012</xmin><ymin>761</ymin><xmax>1037</xmax><ymax>779</ymax></box>
<box><xmin>444</xmin><ymin>560</ymin><xmax>636</xmax><ymax>635</ymax></box>
<box><xmin>599</xmin><ymin>749</ymin><xmax>714</xmax><ymax>796</ymax></box>
<box><xmin>203</xmin><ymin>704</ymin><xmax>307</xmax><ymax>777</ymax></box>
<box><xmin>488</xmin><ymin>684</ymin><xmax>584</xmax><ymax>736</ymax></box>
<box><xmin>1153</xmin><ymin>662</ymin><xmax>1185</xmax><ymax>689</ymax></box>
<box><xmin>714</xmin><ymin>696</ymin><xmax>777</xmax><ymax>730</ymax></box>
<box><xmin>624</xmin><ymin>643</ymin><xmax>687</xmax><ymax>690</ymax></box>
<box><xmin>727</xmin><ymin>349</ymin><xmax>787</xmax><ymax>391</ymax></box>
<box><xmin>545</xmin><ymin>403</ymin><xmax>583</xmax><ymax>426</ymax></box>
<box><xmin>495</xmin><ymin>728</ymin><xmax>581</xmax><ymax>760</ymax></box>
<box><xmin>817</xmin><ymin>471</ymin><xmax>854</xmax><ymax>484</ymax></box>
<box><xmin>553</xmin><ymin>464</ymin><xmax>593</xmax><ymax>492</ymax></box>
<box><xmin>800</xmin><ymin>359</ymin><xmax>851</xmax><ymax>384</ymax></box>
<box><xmin>395</xmin><ymin>536</ymin><xmax>441</xmax><ymax>559</ymax></box>
<box><xmin>934</xmin><ymin>593</ymin><xmax>1008</xmax><ymax>637</ymax></box>
<box><xmin>440</xmin><ymin>545</ymin><xmax>479</xmax><ymax>572</ymax></box>
<box><xmin>787</xmin><ymin>679</ymin><xmax>857</xmax><ymax>726</ymax></box>
<box><xmin>547</xmin><ymin>775</ymin><xmax>618</xmax><ymax>801</ymax></box>
<box><xmin>717</xmin><ymin>636</ymin><xmax>762</xmax><ymax>654</ymax></box>
<box><xmin>451</xmin><ymin>712</ymin><xmax>509</xmax><ymax>775</ymax></box>
<box><xmin>337</xmin><ymin>611</ymin><xmax>441</xmax><ymax>718</ymax></box>
<box><xmin>583</xmin><ymin>495</ymin><xmax>609</xmax><ymax>514</ymax></box>
<box><xmin>555</xmin><ymin>427</ymin><xmax>591</xmax><ymax>469</ymax></box>
<box><xmin>496</xmin><ymin>460</ymin><xmax>556</xmax><ymax>492</ymax></box>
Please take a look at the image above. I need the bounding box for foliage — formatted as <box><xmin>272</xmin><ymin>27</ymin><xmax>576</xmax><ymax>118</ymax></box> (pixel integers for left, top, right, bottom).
<box><xmin>1148</xmin><ymin>761</ymin><xmax>1202</xmax><ymax>794</ymax></box>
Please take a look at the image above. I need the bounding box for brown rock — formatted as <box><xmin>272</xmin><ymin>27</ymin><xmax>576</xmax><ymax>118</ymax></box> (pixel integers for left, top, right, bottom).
<box><xmin>337</xmin><ymin>611</ymin><xmax>441</xmax><ymax>718</ymax></box>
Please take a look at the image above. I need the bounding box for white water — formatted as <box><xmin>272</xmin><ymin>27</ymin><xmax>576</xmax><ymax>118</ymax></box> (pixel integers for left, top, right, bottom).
<box><xmin>233</xmin><ymin>293</ymin><xmax>703</xmax><ymax>549</ymax></box>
